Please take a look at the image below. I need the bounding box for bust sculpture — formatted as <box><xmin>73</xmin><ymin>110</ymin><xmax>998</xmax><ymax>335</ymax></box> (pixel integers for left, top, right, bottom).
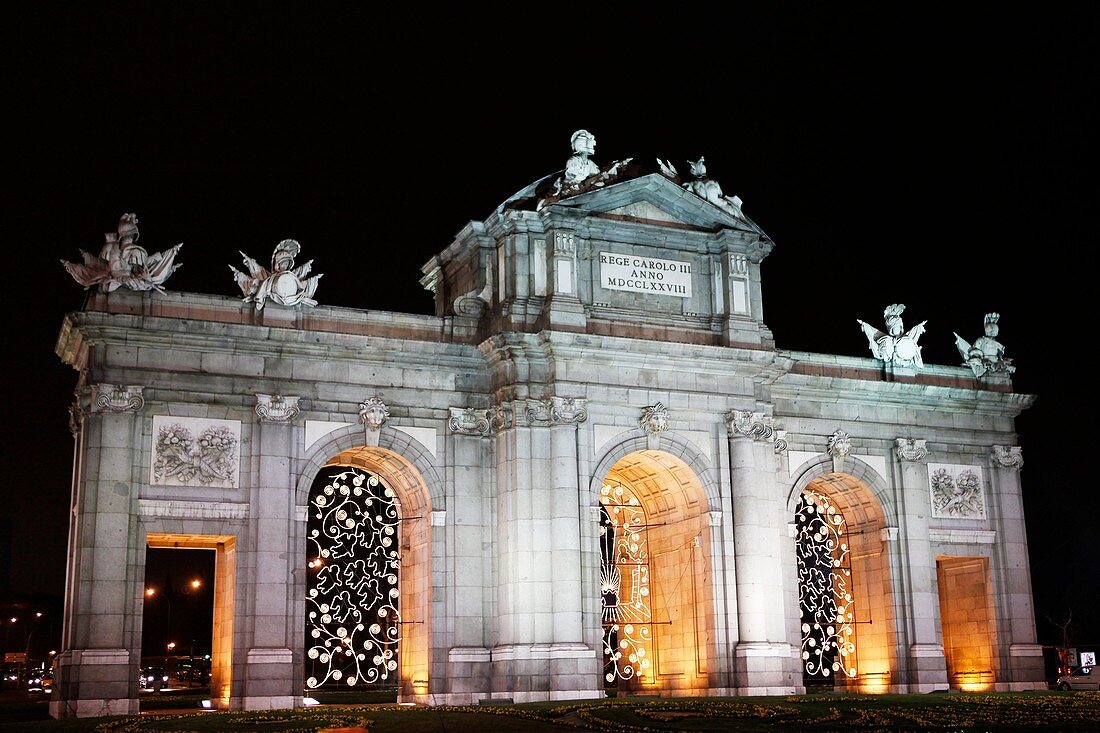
<box><xmin>61</xmin><ymin>213</ymin><xmax>183</xmax><ymax>293</ymax></box>
<box><xmin>682</xmin><ymin>157</ymin><xmax>744</xmax><ymax>217</ymax></box>
<box><xmin>230</xmin><ymin>239</ymin><xmax>322</xmax><ymax>309</ymax></box>
<box><xmin>564</xmin><ymin>129</ymin><xmax>600</xmax><ymax>185</ymax></box>
<box><xmin>858</xmin><ymin>304</ymin><xmax>927</xmax><ymax>369</ymax></box>
<box><xmin>954</xmin><ymin>313</ymin><xmax>1015</xmax><ymax>378</ymax></box>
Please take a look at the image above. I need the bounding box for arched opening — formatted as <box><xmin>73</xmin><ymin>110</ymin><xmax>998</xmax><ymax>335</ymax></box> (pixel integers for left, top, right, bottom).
<box><xmin>796</xmin><ymin>473</ymin><xmax>896</xmax><ymax>693</ymax></box>
<box><xmin>304</xmin><ymin>446</ymin><xmax>432</xmax><ymax>701</ymax></box>
<box><xmin>599</xmin><ymin>449</ymin><xmax>715</xmax><ymax>696</ymax></box>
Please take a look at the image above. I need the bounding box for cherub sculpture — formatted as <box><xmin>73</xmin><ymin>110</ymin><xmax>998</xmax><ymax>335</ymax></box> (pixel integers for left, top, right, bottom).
<box><xmin>230</xmin><ymin>239</ymin><xmax>322</xmax><ymax>309</ymax></box>
<box><xmin>682</xmin><ymin>157</ymin><xmax>744</xmax><ymax>217</ymax></box>
<box><xmin>61</xmin><ymin>213</ymin><xmax>183</xmax><ymax>293</ymax></box>
<box><xmin>857</xmin><ymin>304</ymin><xmax>927</xmax><ymax>369</ymax></box>
<box><xmin>954</xmin><ymin>313</ymin><xmax>1015</xmax><ymax>379</ymax></box>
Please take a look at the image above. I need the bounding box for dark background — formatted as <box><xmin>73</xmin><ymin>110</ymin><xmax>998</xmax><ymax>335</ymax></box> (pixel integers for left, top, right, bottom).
<box><xmin>1</xmin><ymin>6</ymin><xmax>1096</xmax><ymax>658</ymax></box>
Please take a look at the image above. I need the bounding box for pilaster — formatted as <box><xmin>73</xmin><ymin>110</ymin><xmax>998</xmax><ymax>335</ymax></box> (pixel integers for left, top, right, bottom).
<box><xmin>894</xmin><ymin>437</ymin><xmax>949</xmax><ymax>692</ymax></box>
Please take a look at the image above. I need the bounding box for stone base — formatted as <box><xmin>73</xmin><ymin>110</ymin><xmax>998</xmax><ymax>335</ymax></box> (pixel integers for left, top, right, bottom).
<box><xmin>50</xmin><ymin>648</ymin><xmax>138</xmax><ymax>719</ymax></box>
<box><xmin>907</xmin><ymin>643</ymin><xmax>949</xmax><ymax>690</ymax></box>
<box><xmin>732</xmin><ymin>642</ymin><xmax>799</xmax><ymax>695</ymax></box>
<box><xmin>238</xmin><ymin>648</ymin><xmax>300</xmax><ymax>710</ymax></box>
<box><xmin>1007</xmin><ymin>643</ymin><xmax>1047</xmax><ymax>688</ymax></box>
<box><xmin>489</xmin><ymin>643</ymin><xmax>600</xmax><ymax>700</ymax></box>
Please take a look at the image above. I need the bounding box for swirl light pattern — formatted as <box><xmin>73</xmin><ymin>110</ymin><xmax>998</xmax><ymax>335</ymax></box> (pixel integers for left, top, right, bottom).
<box><xmin>796</xmin><ymin>490</ymin><xmax>857</xmax><ymax>684</ymax></box>
<box><xmin>306</xmin><ymin>467</ymin><xmax>401</xmax><ymax>689</ymax></box>
<box><xmin>599</xmin><ymin>483</ymin><xmax>652</xmax><ymax>686</ymax></box>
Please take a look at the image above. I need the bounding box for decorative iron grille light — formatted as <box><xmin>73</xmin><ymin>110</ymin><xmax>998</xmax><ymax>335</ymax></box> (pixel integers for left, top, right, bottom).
<box><xmin>796</xmin><ymin>490</ymin><xmax>857</xmax><ymax>684</ymax></box>
<box><xmin>306</xmin><ymin>467</ymin><xmax>401</xmax><ymax>688</ymax></box>
<box><xmin>599</xmin><ymin>482</ymin><xmax>652</xmax><ymax>686</ymax></box>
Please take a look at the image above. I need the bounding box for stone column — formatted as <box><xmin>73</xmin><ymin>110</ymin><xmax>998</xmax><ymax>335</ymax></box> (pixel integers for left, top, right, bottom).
<box><xmin>238</xmin><ymin>398</ymin><xmax>299</xmax><ymax>710</ymax></box>
<box><xmin>726</xmin><ymin>411</ymin><xmax>797</xmax><ymax>694</ymax></box>
<box><xmin>445</xmin><ymin>408</ymin><xmax>493</xmax><ymax>702</ymax></box>
<box><xmin>53</xmin><ymin>385</ymin><xmax>145</xmax><ymax>719</ymax></box>
<box><xmin>894</xmin><ymin>438</ymin><xmax>949</xmax><ymax>692</ymax></box>
<box><xmin>988</xmin><ymin>446</ymin><xmax>1045</xmax><ymax>689</ymax></box>
<box><xmin>491</xmin><ymin>398</ymin><xmax>597</xmax><ymax>702</ymax></box>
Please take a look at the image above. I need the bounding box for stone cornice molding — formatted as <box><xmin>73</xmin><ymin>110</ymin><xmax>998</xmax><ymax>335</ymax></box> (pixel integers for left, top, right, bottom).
<box><xmin>895</xmin><ymin>438</ymin><xmax>930</xmax><ymax>462</ymax></box>
<box><xmin>990</xmin><ymin>445</ymin><xmax>1024</xmax><ymax>470</ymax></box>
<box><xmin>90</xmin><ymin>384</ymin><xmax>144</xmax><ymax>413</ymax></box>
<box><xmin>255</xmin><ymin>394</ymin><xmax>300</xmax><ymax>423</ymax></box>
<box><xmin>726</xmin><ymin>409</ymin><xmax>775</xmax><ymax>441</ymax></box>
<box><xmin>448</xmin><ymin>407</ymin><xmax>490</xmax><ymax>436</ymax></box>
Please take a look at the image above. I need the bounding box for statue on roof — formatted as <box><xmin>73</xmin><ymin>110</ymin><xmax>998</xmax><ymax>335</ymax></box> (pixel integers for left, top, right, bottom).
<box><xmin>231</xmin><ymin>239</ymin><xmax>322</xmax><ymax>309</ymax></box>
<box><xmin>61</xmin><ymin>213</ymin><xmax>183</xmax><ymax>293</ymax></box>
<box><xmin>858</xmin><ymin>304</ymin><xmax>927</xmax><ymax>369</ymax></box>
<box><xmin>682</xmin><ymin>157</ymin><xmax>744</xmax><ymax>217</ymax></box>
<box><xmin>540</xmin><ymin>130</ymin><xmax>633</xmax><ymax>207</ymax></box>
<box><xmin>954</xmin><ymin>313</ymin><xmax>1015</xmax><ymax>379</ymax></box>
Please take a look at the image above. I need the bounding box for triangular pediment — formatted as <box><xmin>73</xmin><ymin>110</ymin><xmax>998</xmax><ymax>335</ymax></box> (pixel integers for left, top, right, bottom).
<box><xmin>550</xmin><ymin>173</ymin><xmax>765</xmax><ymax>237</ymax></box>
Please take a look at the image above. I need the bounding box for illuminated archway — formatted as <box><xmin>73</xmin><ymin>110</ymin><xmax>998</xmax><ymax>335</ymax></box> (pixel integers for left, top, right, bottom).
<box><xmin>302</xmin><ymin>444</ymin><xmax>434</xmax><ymax>701</ymax></box>
<box><xmin>794</xmin><ymin>471</ymin><xmax>897</xmax><ymax>693</ymax></box>
<box><xmin>598</xmin><ymin>448</ymin><xmax>716</xmax><ymax>695</ymax></box>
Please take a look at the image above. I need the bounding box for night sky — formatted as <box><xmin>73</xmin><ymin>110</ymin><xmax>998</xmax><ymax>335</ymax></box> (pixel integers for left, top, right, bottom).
<box><xmin>2</xmin><ymin>6</ymin><xmax>1097</xmax><ymax>653</ymax></box>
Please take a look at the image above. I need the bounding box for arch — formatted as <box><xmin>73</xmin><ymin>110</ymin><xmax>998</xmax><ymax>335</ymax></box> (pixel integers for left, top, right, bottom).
<box><xmin>787</xmin><ymin>454</ymin><xmax>897</xmax><ymax>527</ymax></box>
<box><xmin>590</xmin><ymin>429</ymin><xmax>720</xmax><ymax>511</ymax></box>
<box><xmin>789</xmin><ymin>456</ymin><xmax>899</xmax><ymax>693</ymax></box>
<box><xmin>593</xmin><ymin>441</ymin><xmax>719</xmax><ymax>696</ymax></box>
<box><xmin>296</xmin><ymin>426</ymin><xmax>442</xmax><ymax>703</ymax></box>
<box><xmin>296</xmin><ymin>425</ymin><xmax>444</xmax><ymax>512</ymax></box>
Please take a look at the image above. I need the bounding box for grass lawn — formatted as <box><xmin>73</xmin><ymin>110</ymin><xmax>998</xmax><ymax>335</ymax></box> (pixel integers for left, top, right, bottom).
<box><xmin>1</xmin><ymin>692</ymin><xmax>1098</xmax><ymax>731</ymax></box>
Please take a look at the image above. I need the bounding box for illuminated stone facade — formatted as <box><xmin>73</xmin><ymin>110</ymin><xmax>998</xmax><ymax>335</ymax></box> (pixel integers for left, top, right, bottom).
<box><xmin>52</xmin><ymin>146</ymin><xmax>1045</xmax><ymax>717</ymax></box>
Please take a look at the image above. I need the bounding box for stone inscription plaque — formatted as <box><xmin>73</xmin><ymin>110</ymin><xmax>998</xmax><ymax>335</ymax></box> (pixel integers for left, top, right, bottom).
<box><xmin>599</xmin><ymin>252</ymin><xmax>692</xmax><ymax>298</ymax></box>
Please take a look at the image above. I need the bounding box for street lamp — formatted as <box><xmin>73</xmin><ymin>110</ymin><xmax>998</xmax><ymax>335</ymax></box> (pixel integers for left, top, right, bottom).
<box><xmin>190</xmin><ymin>579</ymin><xmax>202</xmax><ymax>590</ymax></box>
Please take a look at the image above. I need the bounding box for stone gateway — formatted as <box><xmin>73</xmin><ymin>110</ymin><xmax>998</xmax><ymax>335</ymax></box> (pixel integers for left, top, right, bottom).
<box><xmin>51</xmin><ymin>132</ymin><xmax>1044</xmax><ymax>717</ymax></box>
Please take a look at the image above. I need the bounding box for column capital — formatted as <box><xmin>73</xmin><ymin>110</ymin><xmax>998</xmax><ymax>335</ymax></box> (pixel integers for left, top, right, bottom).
<box><xmin>448</xmin><ymin>407</ymin><xmax>490</xmax><ymax>436</ymax></box>
<box><xmin>526</xmin><ymin>396</ymin><xmax>588</xmax><ymax>426</ymax></box>
<box><xmin>90</xmin><ymin>383</ymin><xmax>144</xmax><ymax>413</ymax></box>
<box><xmin>991</xmin><ymin>445</ymin><xmax>1024</xmax><ymax>470</ymax></box>
<box><xmin>487</xmin><ymin>403</ymin><xmax>514</xmax><ymax>434</ymax></box>
<box><xmin>726</xmin><ymin>409</ymin><xmax>775</xmax><ymax>441</ymax></box>
<box><xmin>255</xmin><ymin>394</ymin><xmax>300</xmax><ymax>423</ymax></box>
<box><xmin>895</xmin><ymin>437</ymin><xmax>930</xmax><ymax>462</ymax></box>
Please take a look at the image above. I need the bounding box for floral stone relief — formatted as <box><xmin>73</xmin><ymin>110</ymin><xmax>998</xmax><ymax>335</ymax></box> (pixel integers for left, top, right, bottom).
<box><xmin>151</xmin><ymin>415</ymin><xmax>241</xmax><ymax>489</ymax></box>
<box><xmin>928</xmin><ymin>463</ymin><xmax>986</xmax><ymax>519</ymax></box>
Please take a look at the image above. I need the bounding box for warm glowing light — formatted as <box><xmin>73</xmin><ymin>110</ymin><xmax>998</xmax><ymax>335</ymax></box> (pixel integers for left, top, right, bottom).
<box><xmin>191</xmin><ymin>579</ymin><xmax>202</xmax><ymax>589</ymax></box>
<box><xmin>35</xmin><ymin>612</ymin><xmax>43</xmax><ymax>618</ymax></box>
<box><xmin>48</xmin><ymin>650</ymin><xmax>57</xmax><ymax>656</ymax></box>
<box><xmin>145</xmin><ymin>587</ymin><xmax>156</xmax><ymax>597</ymax></box>
<box><xmin>167</xmin><ymin>642</ymin><xmax>177</xmax><ymax>651</ymax></box>
<box><xmin>9</xmin><ymin>617</ymin><xmax>16</xmax><ymax>624</ymax></box>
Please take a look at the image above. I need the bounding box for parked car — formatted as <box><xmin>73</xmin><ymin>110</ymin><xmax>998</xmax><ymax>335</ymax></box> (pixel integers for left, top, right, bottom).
<box><xmin>1057</xmin><ymin>666</ymin><xmax>1099</xmax><ymax>691</ymax></box>
<box><xmin>139</xmin><ymin>666</ymin><xmax>169</xmax><ymax>691</ymax></box>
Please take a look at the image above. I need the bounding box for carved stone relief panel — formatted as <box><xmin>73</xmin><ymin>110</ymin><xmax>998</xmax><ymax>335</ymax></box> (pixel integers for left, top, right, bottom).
<box><xmin>151</xmin><ymin>415</ymin><xmax>242</xmax><ymax>489</ymax></box>
<box><xmin>928</xmin><ymin>463</ymin><xmax>986</xmax><ymax>520</ymax></box>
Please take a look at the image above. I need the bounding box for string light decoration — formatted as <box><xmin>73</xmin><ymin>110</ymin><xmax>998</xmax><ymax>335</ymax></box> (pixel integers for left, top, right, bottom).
<box><xmin>796</xmin><ymin>490</ymin><xmax>857</xmax><ymax>684</ymax></box>
<box><xmin>599</xmin><ymin>483</ymin><xmax>652</xmax><ymax>687</ymax></box>
<box><xmin>306</xmin><ymin>467</ymin><xmax>401</xmax><ymax>689</ymax></box>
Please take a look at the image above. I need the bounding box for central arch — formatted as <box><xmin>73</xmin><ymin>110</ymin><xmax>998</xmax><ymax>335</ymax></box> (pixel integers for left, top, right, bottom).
<box><xmin>592</xmin><ymin>434</ymin><xmax>719</xmax><ymax>696</ymax></box>
<box><xmin>789</xmin><ymin>459</ymin><xmax>898</xmax><ymax>693</ymax></box>
<box><xmin>295</xmin><ymin>426</ymin><xmax>442</xmax><ymax>703</ymax></box>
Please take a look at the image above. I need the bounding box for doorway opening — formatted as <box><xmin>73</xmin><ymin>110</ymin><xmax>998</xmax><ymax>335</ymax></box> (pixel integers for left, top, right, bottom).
<box><xmin>599</xmin><ymin>449</ymin><xmax>715</xmax><ymax>696</ymax></box>
<box><xmin>305</xmin><ymin>465</ymin><xmax>402</xmax><ymax>695</ymax></box>
<box><xmin>936</xmin><ymin>556</ymin><xmax>997</xmax><ymax>691</ymax></box>
<box><xmin>795</xmin><ymin>473</ymin><xmax>896</xmax><ymax>693</ymax></box>
<box><xmin>143</xmin><ymin>534</ymin><xmax>236</xmax><ymax>708</ymax></box>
